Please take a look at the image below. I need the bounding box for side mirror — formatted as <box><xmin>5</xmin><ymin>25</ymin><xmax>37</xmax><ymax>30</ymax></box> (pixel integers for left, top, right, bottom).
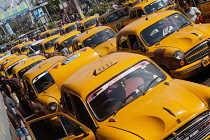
<box><xmin>72</xmin><ymin>126</ymin><xmax>89</xmax><ymax>137</ymax></box>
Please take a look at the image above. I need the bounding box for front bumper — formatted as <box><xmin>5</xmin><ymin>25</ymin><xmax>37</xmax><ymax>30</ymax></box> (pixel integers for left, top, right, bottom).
<box><xmin>170</xmin><ymin>55</ymin><xmax>210</xmax><ymax>79</ymax></box>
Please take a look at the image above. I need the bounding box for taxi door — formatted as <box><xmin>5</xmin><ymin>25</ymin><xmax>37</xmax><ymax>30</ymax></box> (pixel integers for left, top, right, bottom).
<box><xmin>25</xmin><ymin>112</ymin><xmax>96</xmax><ymax>140</ymax></box>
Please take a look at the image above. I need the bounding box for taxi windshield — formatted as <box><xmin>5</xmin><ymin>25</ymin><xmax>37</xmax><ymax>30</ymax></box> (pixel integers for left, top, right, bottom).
<box><xmin>44</xmin><ymin>38</ymin><xmax>59</xmax><ymax>50</ymax></box>
<box><xmin>144</xmin><ymin>0</ymin><xmax>173</xmax><ymax>14</ymax></box>
<box><xmin>87</xmin><ymin>60</ymin><xmax>166</xmax><ymax>120</ymax></box>
<box><xmin>84</xmin><ymin>18</ymin><xmax>97</xmax><ymax>28</ymax></box>
<box><xmin>33</xmin><ymin>71</ymin><xmax>55</xmax><ymax>93</ymax></box>
<box><xmin>21</xmin><ymin>45</ymin><xmax>29</xmax><ymax>52</ymax></box>
<box><xmin>83</xmin><ymin>28</ymin><xmax>116</xmax><ymax>48</ymax></box>
<box><xmin>18</xmin><ymin>60</ymin><xmax>44</xmax><ymax>81</ymax></box>
<box><xmin>141</xmin><ymin>13</ymin><xmax>190</xmax><ymax>46</ymax></box>
<box><xmin>65</xmin><ymin>24</ymin><xmax>77</xmax><ymax>33</ymax></box>
<box><xmin>11</xmin><ymin>48</ymin><xmax>19</xmax><ymax>54</ymax></box>
<box><xmin>50</xmin><ymin>29</ymin><xmax>60</xmax><ymax>36</ymax></box>
<box><xmin>63</xmin><ymin>34</ymin><xmax>80</xmax><ymax>47</ymax></box>
<box><xmin>106</xmin><ymin>9</ymin><xmax>128</xmax><ymax>23</ymax></box>
<box><xmin>29</xmin><ymin>44</ymin><xmax>40</xmax><ymax>53</ymax></box>
<box><xmin>6</xmin><ymin>58</ymin><xmax>27</xmax><ymax>76</ymax></box>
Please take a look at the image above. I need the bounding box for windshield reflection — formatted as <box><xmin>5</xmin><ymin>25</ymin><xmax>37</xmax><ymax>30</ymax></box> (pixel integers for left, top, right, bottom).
<box><xmin>141</xmin><ymin>13</ymin><xmax>190</xmax><ymax>46</ymax></box>
<box><xmin>106</xmin><ymin>9</ymin><xmax>128</xmax><ymax>23</ymax></box>
<box><xmin>145</xmin><ymin>0</ymin><xmax>173</xmax><ymax>14</ymax></box>
<box><xmin>83</xmin><ymin>28</ymin><xmax>116</xmax><ymax>48</ymax></box>
<box><xmin>33</xmin><ymin>71</ymin><xmax>55</xmax><ymax>93</ymax></box>
<box><xmin>65</xmin><ymin>24</ymin><xmax>77</xmax><ymax>33</ymax></box>
<box><xmin>87</xmin><ymin>60</ymin><xmax>166</xmax><ymax>120</ymax></box>
<box><xmin>44</xmin><ymin>38</ymin><xmax>59</xmax><ymax>50</ymax></box>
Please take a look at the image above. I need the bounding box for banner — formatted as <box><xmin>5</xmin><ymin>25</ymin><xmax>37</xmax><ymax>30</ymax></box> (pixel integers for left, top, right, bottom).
<box><xmin>0</xmin><ymin>2</ymin><xmax>29</xmax><ymax>24</ymax></box>
<box><xmin>4</xmin><ymin>23</ymin><xmax>15</xmax><ymax>35</ymax></box>
<box><xmin>32</xmin><ymin>7</ymin><xmax>45</xmax><ymax>19</ymax></box>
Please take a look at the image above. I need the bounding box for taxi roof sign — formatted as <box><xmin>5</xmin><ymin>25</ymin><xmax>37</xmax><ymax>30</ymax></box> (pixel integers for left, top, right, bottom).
<box><xmin>93</xmin><ymin>61</ymin><xmax>117</xmax><ymax>76</ymax></box>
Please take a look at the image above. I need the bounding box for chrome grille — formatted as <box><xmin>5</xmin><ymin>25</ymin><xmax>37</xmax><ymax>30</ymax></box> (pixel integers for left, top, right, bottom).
<box><xmin>164</xmin><ymin>111</ymin><xmax>210</xmax><ymax>140</ymax></box>
<box><xmin>186</xmin><ymin>41</ymin><xmax>209</xmax><ymax>63</ymax></box>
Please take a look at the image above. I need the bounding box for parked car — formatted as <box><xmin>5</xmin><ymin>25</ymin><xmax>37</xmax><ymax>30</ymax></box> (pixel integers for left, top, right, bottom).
<box><xmin>116</xmin><ymin>10</ymin><xmax>210</xmax><ymax>79</ymax></box>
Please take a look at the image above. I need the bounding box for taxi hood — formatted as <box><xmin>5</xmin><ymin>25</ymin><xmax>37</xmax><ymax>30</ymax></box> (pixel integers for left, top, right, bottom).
<box><xmin>37</xmin><ymin>84</ymin><xmax>61</xmax><ymax>104</ymax></box>
<box><xmin>158</xmin><ymin>24</ymin><xmax>210</xmax><ymax>53</ymax></box>
<box><xmin>104</xmin><ymin>80</ymin><xmax>208</xmax><ymax>139</ymax></box>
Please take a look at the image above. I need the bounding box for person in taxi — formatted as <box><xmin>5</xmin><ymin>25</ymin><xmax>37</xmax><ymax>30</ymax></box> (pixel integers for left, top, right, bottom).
<box><xmin>60</xmin><ymin>43</ymin><xmax>71</xmax><ymax>56</ymax></box>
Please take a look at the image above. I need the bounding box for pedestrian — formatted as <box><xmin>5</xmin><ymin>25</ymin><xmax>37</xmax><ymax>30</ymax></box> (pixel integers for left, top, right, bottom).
<box><xmin>60</xmin><ymin>43</ymin><xmax>71</xmax><ymax>57</ymax></box>
<box><xmin>181</xmin><ymin>0</ymin><xmax>204</xmax><ymax>23</ymax></box>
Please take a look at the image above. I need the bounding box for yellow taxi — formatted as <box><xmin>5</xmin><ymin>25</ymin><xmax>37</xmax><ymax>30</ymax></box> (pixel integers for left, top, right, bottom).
<box><xmin>2</xmin><ymin>55</ymin><xmax>28</xmax><ymax>78</ymax></box>
<box><xmin>49</xmin><ymin>28</ymin><xmax>61</xmax><ymax>36</ymax></box>
<box><xmin>98</xmin><ymin>7</ymin><xmax>129</xmax><ymax>32</ymax></box>
<box><xmin>22</xmin><ymin>48</ymin><xmax>100</xmax><ymax>118</ymax></box>
<box><xmin>40</xmin><ymin>34</ymin><xmax>61</xmax><ymax>58</ymax></box>
<box><xmin>54</xmin><ymin>31</ymin><xmax>81</xmax><ymax>55</ymax></box>
<box><xmin>11</xmin><ymin>44</ymin><xmax>21</xmax><ymax>54</ymax></box>
<box><xmin>17</xmin><ymin>41</ymin><xmax>33</xmax><ymax>55</ymax></box>
<box><xmin>60</xmin><ymin>22</ymin><xmax>77</xmax><ymax>35</ymax></box>
<box><xmin>39</xmin><ymin>30</ymin><xmax>51</xmax><ymax>39</ymax></box>
<box><xmin>175</xmin><ymin>0</ymin><xmax>210</xmax><ymax>22</ymax></box>
<box><xmin>60</xmin><ymin>52</ymin><xmax>210</xmax><ymax>139</ymax></box>
<box><xmin>12</xmin><ymin>55</ymin><xmax>46</xmax><ymax>84</ymax></box>
<box><xmin>0</xmin><ymin>53</ymin><xmax>6</xmax><ymax>59</ymax></box>
<box><xmin>115</xmin><ymin>0</ymin><xmax>140</xmax><ymax>7</ymax></box>
<box><xmin>72</xmin><ymin>26</ymin><xmax>117</xmax><ymax>55</ymax></box>
<box><xmin>115</xmin><ymin>0</ymin><xmax>176</xmax><ymax>31</ymax></box>
<box><xmin>0</xmin><ymin>54</ymin><xmax>17</xmax><ymax>75</ymax></box>
<box><xmin>116</xmin><ymin>10</ymin><xmax>210</xmax><ymax>79</ymax></box>
<box><xmin>77</xmin><ymin>16</ymin><xmax>98</xmax><ymax>32</ymax></box>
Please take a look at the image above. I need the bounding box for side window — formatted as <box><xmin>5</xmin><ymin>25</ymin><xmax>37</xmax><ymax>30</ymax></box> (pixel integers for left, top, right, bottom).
<box><xmin>99</xmin><ymin>18</ymin><xmax>107</xmax><ymax>25</ymax></box>
<box><xmin>118</xmin><ymin>35</ymin><xmax>129</xmax><ymax>50</ymax></box>
<box><xmin>24</xmin><ymin>80</ymin><xmax>36</xmax><ymax>99</ymax></box>
<box><xmin>128</xmin><ymin>35</ymin><xmax>144</xmax><ymax>51</ymax></box>
<box><xmin>130</xmin><ymin>10</ymin><xmax>137</xmax><ymax>19</ymax></box>
<box><xmin>62</xmin><ymin>92</ymin><xmax>76</xmax><ymax>118</ymax></box>
<box><xmin>72</xmin><ymin>94</ymin><xmax>97</xmax><ymax>133</ymax></box>
<box><xmin>137</xmin><ymin>9</ymin><xmax>145</xmax><ymax>18</ymax></box>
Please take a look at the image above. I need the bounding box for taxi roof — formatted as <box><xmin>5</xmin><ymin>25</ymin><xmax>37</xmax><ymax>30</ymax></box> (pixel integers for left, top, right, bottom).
<box><xmin>118</xmin><ymin>10</ymin><xmax>183</xmax><ymax>35</ymax></box>
<box><xmin>40</xmin><ymin>30</ymin><xmax>51</xmax><ymax>36</ymax></box>
<box><xmin>23</xmin><ymin>56</ymin><xmax>65</xmax><ymax>81</ymax></box>
<box><xmin>13</xmin><ymin>55</ymin><xmax>46</xmax><ymax>73</ymax></box>
<box><xmin>3</xmin><ymin>55</ymin><xmax>28</xmax><ymax>69</ymax></box>
<box><xmin>78</xmin><ymin>16</ymin><xmax>98</xmax><ymax>24</ymax></box>
<box><xmin>0</xmin><ymin>54</ymin><xmax>17</xmax><ymax>64</ymax></box>
<box><xmin>41</xmin><ymin>34</ymin><xmax>61</xmax><ymax>45</ymax></box>
<box><xmin>54</xmin><ymin>31</ymin><xmax>81</xmax><ymax>44</ymax></box>
<box><xmin>131</xmin><ymin>0</ymin><xmax>159</xmax><ymax>10</ymax></box>
<box><xmin>62</xmin><ymin>52</ymin><xmax>151</xmax><ymax>99</ymax></box>
<box><xmin>17</xmin><ymin>41</ymin><xmax>33</xmax><ymax>49</ymax></box>
<box><xmin>49</xmin><ymin>28</ymin><xmax>60</xmax><ymax>34</ymax></box>
<box><xmin>61</xmin><ymin>22</ymin><xmax>77</xmax><ymax>30</ymax></box>
<box><xmin>72</xmin><ymin>26</ymin><xmax>112</xmax><ymax>43</ymax></box>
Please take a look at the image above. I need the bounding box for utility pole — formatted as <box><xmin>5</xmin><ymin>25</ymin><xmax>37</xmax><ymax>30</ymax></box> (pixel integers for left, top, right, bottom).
<box><xmin>71</xmin><ymin>0</ymin><xmax>84</xmax><ymax>20</ymax></box>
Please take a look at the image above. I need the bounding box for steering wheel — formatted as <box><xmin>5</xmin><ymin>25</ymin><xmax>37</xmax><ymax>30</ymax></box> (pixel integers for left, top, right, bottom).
<box><xmin>99</xmin><ymin>98</ymin><xmax>117</xmax><ymax>111</ymax></box>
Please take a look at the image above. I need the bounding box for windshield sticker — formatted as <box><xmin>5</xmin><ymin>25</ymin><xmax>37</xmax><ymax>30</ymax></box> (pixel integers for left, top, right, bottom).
<box><xmin>93</xmin><ymin>61</ymin><xmax>118</xmax><ymax>76</ymax></box>
<box><xmin>62</xmin><ymin>54</ymin><xmax>81</xmax><ymax>65</ymax></box>
<box><xmin>88</xmin><ymin>61</ymin><xmax>151</xmax><ymax>103</ymax></box>
<box><xmin>33</xmin><ymin>71</ymin><xmax>48</xmax><ymax>83</ymax></box>
<box><xmin>79</xmin><ymin>48</ymin><xmax>87</xmax><ymax>52</ymax></box>
<box><xmin>52</xmin><ymin>64</ymin><xmax>59</xmax><ymax>69</ymax></box>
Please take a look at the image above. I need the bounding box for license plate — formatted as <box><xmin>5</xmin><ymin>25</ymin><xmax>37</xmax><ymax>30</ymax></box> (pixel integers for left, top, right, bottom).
<box><xmin>201</xmin><ymin>58</ymin><xmax>210</xmax><ymax>67</ymax></box>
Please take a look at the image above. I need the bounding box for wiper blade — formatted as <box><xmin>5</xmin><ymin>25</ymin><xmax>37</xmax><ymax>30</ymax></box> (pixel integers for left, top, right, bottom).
<box><xmin>177</xmin><ymin>22</ymin><xmax>189</xmax><ymax>32</ymax></box>
<box><xmin>141</xmin><ymin>76</ymin><xmax>159</xmax><ymax>96</ymax></box>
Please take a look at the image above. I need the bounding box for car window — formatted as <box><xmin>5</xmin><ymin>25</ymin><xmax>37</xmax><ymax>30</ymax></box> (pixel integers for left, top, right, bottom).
<box><xmin>141</xmin><ymin>13</ymin><xmax>190</xmax><ymax>46</ymax></box>
<box><xmin>18</xmin><ymin>60</ymin><xmax>45</xmax><ymax>81</ymax></box>
<box><xmin>117</xmin><ymin>35</ymin><xmax>129</xmax><ymax>50</ymax></box>
<box><xmin>87</xmin><ymin>60</ymin><xmax>166</xmax><ymax>121</ymax></box>
<box><xmin>65</xmin><ymin>24</ymin><xmax>77</xmax><ymax>33</ymax></box>
<box><xmin>144</xmin><ymin>0</ymin><xmax>173</xmax><ymax>14</ymax></box>
<box><xmin>130</xmin><ymin>10</ymin><xmax>137</xmax><ymax>19</ymax></box>
<box><xmin>33</xmin><ymin>71</ymin><xmax>55</xmax><ymax>93</ymax></box>
<box><xmin>44</xmin><ymin>37</ymin><xmax>59</xmax><ymax>50</ymax></box>
<box><xmin>84</xmin><ymin>18</ymin><xmax>97</xmax><ymax>28</ymax></box>
<box><xmin>83</xmin><ymin>28</ymin><xmax>116</xmax><ymax>48</ymax></box>
<box><xmin>106</xmin><ymin>10</ymin><xmax>126</xmax><ymax>23</ymax></box>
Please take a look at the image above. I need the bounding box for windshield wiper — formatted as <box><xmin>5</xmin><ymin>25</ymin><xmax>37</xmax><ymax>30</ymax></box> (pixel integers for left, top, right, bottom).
<box><xmin>114</xmin><ymin>76</ymin><xmax>159</xmax><ymax>115</ymax></box>
<box><xmin>177</xmin><ymin>22</ymin><xmax>189</xmax><ymax>32</ymax></box>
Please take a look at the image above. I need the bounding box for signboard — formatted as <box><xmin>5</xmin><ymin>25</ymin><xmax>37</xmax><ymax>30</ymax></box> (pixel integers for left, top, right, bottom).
<box><xmin>0</xmin><ymin>2</ymin><xmax>29</xmax><ymax>24</ymax></box>
<box><xmin>4</xmin><ymin>23</ymin><xmax>15</xmax><ymax>35</ymax></box>
<box><xmin>32</xmin><ymin>7</ymin><xmax>45</xmax><ymax>19</ymax></box>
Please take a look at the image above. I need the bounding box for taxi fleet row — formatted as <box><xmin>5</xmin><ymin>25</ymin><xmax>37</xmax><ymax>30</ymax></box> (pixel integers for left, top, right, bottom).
<box><xmin>1</xmin><ymin>47</ymin><xmax>210</xmax><ymax>139</ymax></box>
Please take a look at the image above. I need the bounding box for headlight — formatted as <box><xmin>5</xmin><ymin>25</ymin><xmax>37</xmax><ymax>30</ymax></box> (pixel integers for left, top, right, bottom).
<box><xmin>48</xmin><ymin>102</ymin><xmax>57</xmax><ymax>111</ymax></box>
<box><xmin>173</xmin><ymin>50</ymin><xmax>184</xmax><ymax>60</ymax></box>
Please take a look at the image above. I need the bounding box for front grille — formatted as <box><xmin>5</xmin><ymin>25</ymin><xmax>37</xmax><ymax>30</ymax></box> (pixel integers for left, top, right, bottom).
<box><xmin>165</xmin><ymin>111</ymin><xmax>210</xmax><ymax>140</ymax></box>
<box><xmin>185</xmin><ymin>41</ymin><xmax>210</xmax><ymax>64</ymax></box>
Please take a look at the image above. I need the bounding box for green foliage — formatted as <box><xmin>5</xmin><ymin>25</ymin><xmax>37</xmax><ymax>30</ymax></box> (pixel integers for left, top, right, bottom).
<box><xmin>88</xmin><ymin>2</ymin><xmax>112</xmax><ymax>16</ymax></box>
<box><xmin>51</xmin><ymin>14</ymin><xmax>61</xmax><ymax>21</ymax></box>
<box><xmin>10</xmin><ymin>35</ymin><xmax>18</xmax><ymax>40</ymax></box>
<box><xmin>46</xmin><ymin>0</ymin><xmax>60</xmax><ymax>14</ymax></box>
<box><xmin>48</xmin><ymin>22</ymin><xmax>57</xmax><ymax>29</ymax></box>
<box><xmin>0</xmin><ymin>40</ymin><xmax>8</xmax><ymax>45</ymax></box>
